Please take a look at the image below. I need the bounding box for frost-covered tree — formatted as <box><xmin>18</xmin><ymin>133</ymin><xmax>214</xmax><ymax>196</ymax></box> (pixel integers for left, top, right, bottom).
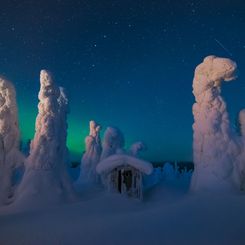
<box><xmin>16</xmin><ymin>70</ymin><xmax>74</xmax><ymax>206</ymax></box>
<box><xmin>238</xmin><ymin>110</ymin><xmax>245</xmax><ymax>137</ymax></box>
<box><xmin>129</xmin><ymin>141</ymin><xmax>147</xmax><ymax>157</ymax></box>
<box><xmin>191</xmin><ymin>55</ymin><xmax>240</xmax><ymax>192</ymax></box>
<box><xmin>79</xmin><ymin>120</ymin><xmax>102</xmax><ymax>182</ymax></box>
<box><xmin>100</xmin><ymin>127</ymin><xmax>125</xmax><ymax>160</ymax></box>
<box><xmin>235</xmin><ymin>109</ymin><xmax>245</xmax><ymax>190</ymax></box>
<box><xmin>56</xmin><ymin>87</ymin><xmax>75</xmax><ymax>195</ymax></box>
<box><xmin>0</xmin><ymin>77</ymin><xmax>24</xmax><ymax>205</ymax></box>
<box><xmin>25</xmin><ymin>70</ymin><xmax>60</xmax><ymax>169</ymax></box>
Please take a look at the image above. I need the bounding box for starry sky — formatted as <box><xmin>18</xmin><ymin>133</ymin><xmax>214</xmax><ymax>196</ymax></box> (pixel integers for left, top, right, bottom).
<box><xmin>0</xmin><ymin>0</ymin><xmax>245</xmax><ymax>161</ymax></box>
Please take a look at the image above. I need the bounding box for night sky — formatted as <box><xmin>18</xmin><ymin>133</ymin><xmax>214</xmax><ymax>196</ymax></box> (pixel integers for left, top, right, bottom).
<box><xmin>0</xmin><ymin>0</ymin><xmax>245</xmax><ymax>161</ymax></box>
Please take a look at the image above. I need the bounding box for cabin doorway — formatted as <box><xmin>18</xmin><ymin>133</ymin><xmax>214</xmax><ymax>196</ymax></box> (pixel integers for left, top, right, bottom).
<box><xmin>108</xmin><ymin>167</ymin><xmax>143</xmax><ymax>200</ymax></box>
<box><xmin>118</xmin><ymin>170</ymin><xmax>122</xmax><ymax>193</ymax></box>
<box><xmin>123</xmin><ymin>170</ymin><xmax>132</xmax><ymax>191</ymax></box>
<box><xmin>117</xmin><ymin>169</ymin><xmax>133</xmax><ymax>193</ymax></box>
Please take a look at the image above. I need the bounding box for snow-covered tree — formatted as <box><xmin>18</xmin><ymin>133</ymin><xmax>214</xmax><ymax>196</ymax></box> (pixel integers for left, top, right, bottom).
<box><xmin>25</xmin><ymin>70</ymin><xmax>61</xmax><ymax>169</ymax></box>
<box><xmin>191</xmin><ymin>55</ymin><xmax>240</xmax><ymax>192</ymax></box>
<box><xmin>234</xmin><ymin>109</ymin><xmax>245</xmax><ymax>190</ymax></box>
<box><xmin>56</xmin><ymin>87</ymin><xmax>75</xmax><ymax>195</ymax></box>
<box><xmin>100</xmin><ymin>127</ymin><xmax>125</xmax><ymax>160</ymax></box>
<box><xmin>79</xmin><ymin>120</ymin><xmax>102</xmax><ymax>182</ymax></box>
<box><xmin>238</xmin><ymin>110</ymin><xmax>245</xmax><ymax>137</ymax></box>
<box><xmin>15</xmin><ymin>70</ymin><xmax>75</xmax><ymax>206</ymax></box>
<box><xmin>129</xmin><ymin>141</ymin><xmax>147</xmax><ymax>157</ymax></box>
<box><xmin>0</xmin><ymin>77</ymin><xmax>24</xmax><ymax>205</ymax></box>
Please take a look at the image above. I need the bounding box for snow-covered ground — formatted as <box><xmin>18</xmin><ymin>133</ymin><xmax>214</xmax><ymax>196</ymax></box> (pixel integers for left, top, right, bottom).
<box><xmin>1</xmin><ymin>165</ymin><xmax>245</xmax><ymax>245</ymax></box>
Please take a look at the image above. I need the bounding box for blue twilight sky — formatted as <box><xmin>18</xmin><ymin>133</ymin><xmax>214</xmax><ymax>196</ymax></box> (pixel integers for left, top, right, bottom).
<box><xmin>0</xmin><ymin>0</ymin><xmax>245</xmax><ymax>161</ymax></box>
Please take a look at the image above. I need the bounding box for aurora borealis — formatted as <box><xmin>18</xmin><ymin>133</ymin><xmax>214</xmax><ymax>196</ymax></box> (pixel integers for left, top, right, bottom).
<box><xmin>0</xmin><ymin>0</ymin><xmax>245</xmax><ymax>161</ymax></box>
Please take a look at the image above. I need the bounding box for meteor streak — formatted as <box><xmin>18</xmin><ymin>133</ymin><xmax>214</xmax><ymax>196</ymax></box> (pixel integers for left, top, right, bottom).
<box><xmin>214</xmin><ymin>38</ymin><xmax>233</xmax><ymax>57</ymax></box>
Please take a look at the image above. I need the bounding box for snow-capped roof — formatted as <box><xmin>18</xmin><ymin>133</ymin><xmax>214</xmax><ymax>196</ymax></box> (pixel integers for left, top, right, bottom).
<box><xmin>96</xmin><ymin>154</ymin><xmax>153</xmax><ymax>175</ymax></box>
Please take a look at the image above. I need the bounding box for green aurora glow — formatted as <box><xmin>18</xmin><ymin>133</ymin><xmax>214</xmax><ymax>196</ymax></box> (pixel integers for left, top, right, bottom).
<box><xmin>18</xmin><ymin>99</ymin><xmax>87</xmax><ymax>161</ymax></box>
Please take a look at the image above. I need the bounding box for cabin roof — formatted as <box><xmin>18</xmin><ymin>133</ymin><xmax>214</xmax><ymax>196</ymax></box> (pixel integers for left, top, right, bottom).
<box><xmin>96</xmin><ymin>154</ymin><xmax>153</xmax><ymax>175</ymax></box>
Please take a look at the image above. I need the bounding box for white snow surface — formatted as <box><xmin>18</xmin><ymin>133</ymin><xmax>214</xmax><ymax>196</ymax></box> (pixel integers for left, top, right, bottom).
<box><xmin>1</xmin><ymin>166</ymin><xmax>245</xmax><ymax>245</ymax></box>
<box><xmin>96</xmin><ymin>154</ymin><xmax>153</xmax><ymax>175</ymax></box>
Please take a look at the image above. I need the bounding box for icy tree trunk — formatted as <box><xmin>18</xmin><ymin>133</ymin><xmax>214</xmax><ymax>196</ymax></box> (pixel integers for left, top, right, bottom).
<box><xmin>0</xmin><ymin>77</ymin><xmax>23</xmax><ymax>205</ymax></box>
<box><xmin>79</xmin><ymin>120</ymin><xmax>102</xmax><ymax>183</ymax></box>
<box><xmin>191</xmin><ymin>55</ymin><xmax>239</xmax><ymax>192</ymax></box>
<box><xmin>100</xmin><ymin>127</ymin><xmax>125</xmax><ymax>161</ymax></box>
<box><xmin>15</xmin><ymin>70</ymin><xmax>75</xmax><ymax>206</ymax></box>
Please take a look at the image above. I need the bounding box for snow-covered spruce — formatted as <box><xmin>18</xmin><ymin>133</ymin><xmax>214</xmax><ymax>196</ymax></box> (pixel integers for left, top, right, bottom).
<box><xmin>235</xmin><ymin>109</ymin><xmax>245</xmax><ymax>191</ymax></box>
<box><xmin>100</xmin><ymin>127</ymin><xmax>125</xmax><ymax>161</ymax></box>
<box><xmin>56</xmin><ymin>87</ymin><xmax>76</xmax><ymax>196</ymax></box>
<box><xmin>238</xmin><ymin>109</ymin><xmax>245</xmax><ymax>137</ymax></box>
<box><xmin>0</xmin><ymin>77</ymin><xmax>24</xmax><ymax>205</ymax></box>
<box><xmin>129</xmin><ymin>141</ymin><xmax>147</xmax><ymax>157</ymax></box>
<box><xmin>78</xmin><ymin>120</ymin><xmax>102</xmax><ymax>183</ymax></box>
<box><xmin>15</xmin><ymin>70</ymin><xmax>75</xmax><ymax>207</ymax></box>
<box><xmin>191</xmin><ymin>55</ymin><xmax>240</xmax><ymax>192</ymax></box>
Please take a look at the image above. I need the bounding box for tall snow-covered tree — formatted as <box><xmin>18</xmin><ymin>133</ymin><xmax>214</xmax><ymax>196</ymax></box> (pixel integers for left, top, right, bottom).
<box><xmin>15</xmin><ymin>70</ymin><xmax>75</xmax><ymax>206</ymax></box>
<box><xmin>56</xmin><ymin>87</ymin><xmax>75</xmax><ymax>194</ymax></box>
<box><xmin>100</xmin><ymin>127</ymin><xmax>125</xmax><ymax>161</ymax></box>
<box><xmin>238</xmin><ymin>110</ymin><xmax>245</xmax><ymax>137</ymax></box>
<box><xmin>235</xmin><ymin>109</ymin><xmax>245</xmax><ymax>190</ymax></box>
<box><xmin>129</xmin><ymin>142</ymin><xmax>147</xmax><ymax>157</ymax></box>
<box><xmin>25</xmin><ymin>70</ymin><xmax>61</xmax><ymax>169</ymax></box>
<box><xmin>191</xmin><ymin>55</ymin><xmax>240</xmax><ymax>192</ymax></box>
<box><xmin>0</xmin><ymin>77</ymin><xmax>24</xmax><ymax>205</ymax></box>
<box><xmin>79</xmin><ymin>120</ymin><xmax>102</xmax><ymax>183</ymax></box>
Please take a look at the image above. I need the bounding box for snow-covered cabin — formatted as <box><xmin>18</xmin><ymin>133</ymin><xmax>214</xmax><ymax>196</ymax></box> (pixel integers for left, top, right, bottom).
<box><xmin>96</xmin><ymin>154</ymin><xmax>153</xmax><ymax>200</ymax></box>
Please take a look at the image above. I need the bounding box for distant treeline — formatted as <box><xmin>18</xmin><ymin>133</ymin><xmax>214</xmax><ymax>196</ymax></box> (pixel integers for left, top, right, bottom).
<box><xmin>70</xmin><ymin>160</ymin><xmax>194</xmax><ymax>172</ymax></box>
<box><xmin>152</xmin><ymin>161</ymin><xmax>194</xmax><ymax>173</ymax></box>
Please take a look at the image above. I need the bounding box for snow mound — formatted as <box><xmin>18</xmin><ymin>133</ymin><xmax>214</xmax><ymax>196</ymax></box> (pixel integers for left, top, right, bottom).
<box><xmin>96</xmin><ymin>154</ymin><xmax>153</xmax><ymax>175</ymax></box>
<box><xmin>11</xmin><ymin>169</ymin><xmax>73</xmax><ymax>210</ymax></box>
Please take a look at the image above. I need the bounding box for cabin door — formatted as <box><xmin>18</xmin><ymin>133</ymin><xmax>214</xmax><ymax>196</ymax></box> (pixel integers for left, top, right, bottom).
<box><xmin>123</xmin><ymin>170</ymin><xmax>133</xmax><ymax>192</ymax></box>
<box><xmin>118</xmin><ymin>170</ymin><xmax>122</xmax><ymax>193</ymax></box>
